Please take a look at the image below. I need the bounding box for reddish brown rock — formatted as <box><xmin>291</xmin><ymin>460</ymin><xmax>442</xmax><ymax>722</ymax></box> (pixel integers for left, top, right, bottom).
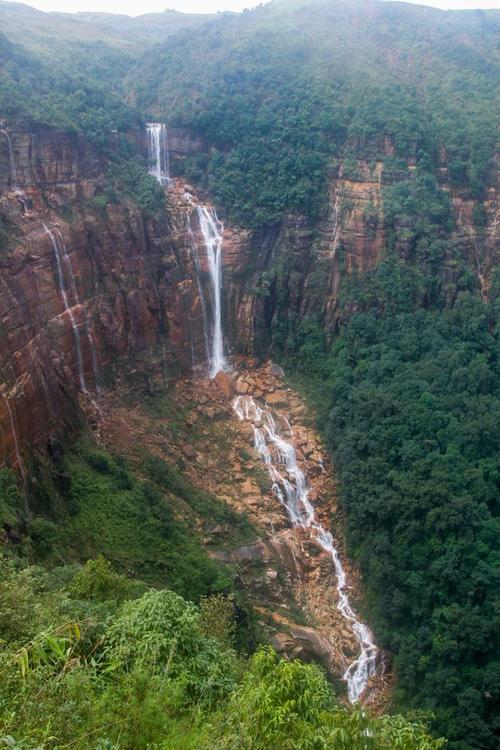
<box><xmin>214</xmin><ymin>371</ymin><xmax>235</xmax><ymax>400</ymax></box>
<box><xmin>264</xmin><ymin>391</ymin><xmax>289</xmax><ymax>408</ymax></box>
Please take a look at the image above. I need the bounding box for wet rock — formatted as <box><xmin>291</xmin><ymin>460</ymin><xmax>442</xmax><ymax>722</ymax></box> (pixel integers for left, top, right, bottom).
<box><xmin>214</xmin><ymin>371</ymin><xmax>235</xmax><ymax>399</ymax></box>
<box><xmin>235</xmin><ymin>378</ymin><xmax>249</xmax><ymax>394</ymax></box>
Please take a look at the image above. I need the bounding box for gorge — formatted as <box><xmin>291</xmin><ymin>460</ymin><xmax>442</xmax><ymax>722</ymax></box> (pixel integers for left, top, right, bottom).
<box><xmin>0</xmin><ymin>1</ymin><xmax>498</xmax><ymax>749</ymax></box>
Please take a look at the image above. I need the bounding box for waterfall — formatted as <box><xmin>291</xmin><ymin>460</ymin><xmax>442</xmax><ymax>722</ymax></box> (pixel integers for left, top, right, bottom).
<box><xmin>234</xmin><ymin>395</ymin><xmax>378</xmax><ymax>702</ymax></box>
<box><xmin>146</xmin><ymin>123</ymin><xmax>170</xmax><ymax>185</ymax></box>
<box><xmin>187</xmin><ymin>214</ymin><xmax>211</xmax><ymax>365</ymax></box>
<box><xmin>196</xmin><ymin>204</ymin><xmax>226</xmax><ymax>377</ymax></box>
<box><xmin>185</xmin><ymin>194</ymin><xmax>227</xmax><ymax>377</ymax></box>
<box><xmin>0</xmin><ymin>126</ymin><xmax>18</xmax><ymax>189</ymax></box>
<box><xmin>44</xmin><ymin>225</ymin><xmax>99</xmax><ymax>392</ymax></box>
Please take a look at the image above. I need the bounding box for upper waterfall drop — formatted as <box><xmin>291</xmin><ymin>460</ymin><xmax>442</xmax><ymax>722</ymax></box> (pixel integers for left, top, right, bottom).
<box><xmin>146</xmin><ymin>123</ymin><xmax>170</xmax><ymax>186</ymax></box>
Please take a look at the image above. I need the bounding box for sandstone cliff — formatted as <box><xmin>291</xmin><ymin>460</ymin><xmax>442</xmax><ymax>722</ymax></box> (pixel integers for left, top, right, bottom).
<box><xmin>0</xmin><ymin>126</ymin><xmax>497</xmax><ymax>479</ymax></box>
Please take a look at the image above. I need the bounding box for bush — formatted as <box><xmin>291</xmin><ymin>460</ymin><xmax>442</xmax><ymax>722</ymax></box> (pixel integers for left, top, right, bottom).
<box><xmin>69</xmin><ymin>556</ymin><xmax>138</xmax><ymax>602</ymax></box>
<box><xmin>104</xmin><ymin>589</ymin><xmax>238</xmax><ymax>705</ymax></box>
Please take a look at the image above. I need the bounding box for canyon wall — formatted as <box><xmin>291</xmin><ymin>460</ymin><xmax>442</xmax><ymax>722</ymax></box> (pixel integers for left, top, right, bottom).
<box><xmin>0</xmin><ymin>127</ymin><xmax>243</xmax><ymax>476</ymax></box>
<box><xmin>0</xmin><ymin>127</ymin><xmax>497</xmax><ymax>481</ymax></box>
<box><xmin>227</xmin><ymin>140</ymin><xmax>499</xmax><ymax>352</ymax></box>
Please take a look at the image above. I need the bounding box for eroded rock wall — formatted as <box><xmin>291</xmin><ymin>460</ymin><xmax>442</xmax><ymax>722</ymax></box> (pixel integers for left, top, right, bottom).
<box><xmin>0</xmin><ymin>128</ymin><xmax>246</xmax><ymax>472</ymax></box>
<box><xmin>0</xmin><ymin>127</ymin><xmax>497</xmax><ymax>476</ymax></box>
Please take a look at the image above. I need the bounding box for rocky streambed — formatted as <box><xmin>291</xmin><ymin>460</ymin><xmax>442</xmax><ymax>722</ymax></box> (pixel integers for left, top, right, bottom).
<box><xmin>98</xmin><ymin>358</ymin><xmax>391</xmax><ymax>707</ymax></box>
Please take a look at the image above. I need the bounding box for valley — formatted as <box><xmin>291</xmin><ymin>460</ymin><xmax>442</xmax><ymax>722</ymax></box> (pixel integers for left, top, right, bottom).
<box><xmin>0</xmin><ymin>1</ymin><xmax>498</xmax><ymax>748</ymax></box>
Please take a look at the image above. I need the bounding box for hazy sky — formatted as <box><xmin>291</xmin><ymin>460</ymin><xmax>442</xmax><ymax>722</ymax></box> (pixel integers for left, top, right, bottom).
<box><xmin>5</xmin><ymin>0</ymin><xmax>500</xmax><ymax>15</ymax></box>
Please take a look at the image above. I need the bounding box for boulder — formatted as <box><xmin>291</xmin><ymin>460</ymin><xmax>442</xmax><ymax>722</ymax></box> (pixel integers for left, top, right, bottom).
<box><xmin>266</xmin><ymin>362</ymin><xmax>285</xmax><ymax>378</ymax></box>
<box><xmin>235</xmin><ymin>378</ymin><xmax>249</xmax><ymax>394</ymax></box>
<box><xmin>214</xmin><ymin>370</ymin><xmax>235</xmax><ymax>399</ymax></box>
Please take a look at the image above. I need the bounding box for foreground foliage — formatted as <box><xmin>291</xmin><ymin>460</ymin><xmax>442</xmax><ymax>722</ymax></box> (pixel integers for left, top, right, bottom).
<box><xmin>0</xmin><ymin>552</ymin><xmax>445</xmax><ymax>750</ymax></box>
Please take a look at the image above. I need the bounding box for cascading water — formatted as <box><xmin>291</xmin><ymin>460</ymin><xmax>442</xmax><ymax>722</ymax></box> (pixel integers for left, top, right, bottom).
<box><xmin>185</xmin><ymin>193</ymin><xmax>227</xmax><ymax>377</ymax></box>
<box><xmin>146</xmin><ymin>123</ymin><xmax>170</xmax><ymax>186</ymax></box>
<box><xmin>234</xmin><ymin>395</ymin><xmax>378</xmax><ymax>702</ymax></box>
<box><xmin>44</xmin><ymin>225</ymin><xmax>99</xmax><ymax>392</ymax></box>
<box><xmin>196</xmin><ymin>204</ymin><xmax>226</xmax><ymax>377</ymax></box>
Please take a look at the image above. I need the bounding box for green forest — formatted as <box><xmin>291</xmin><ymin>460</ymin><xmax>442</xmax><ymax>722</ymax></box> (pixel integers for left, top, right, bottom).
<box><xmin>289</xmin><ymin>260</ymin><xmax>500</xmax><ymax>749</ymax></box>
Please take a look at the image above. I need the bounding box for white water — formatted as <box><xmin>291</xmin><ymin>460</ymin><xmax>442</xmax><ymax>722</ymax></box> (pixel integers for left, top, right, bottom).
<box><xmin>146</xmin><ymin>123</ymin><xmax>170</xmax><ymax>185</ymax></box>
<box><xmin>187</xmin><ymin>214</ymin><xmax>211</xmax><ymax>365</ymax></box>
<box><xmin>196</xmin><ymin>204</ymin><xmax>226</xmax><ymax>377</ymax></box>
<box><xmin>185</xmin><ymin>193</ymin><xmax>227</xmax><ymax>377</ymax></box>
<box><xmin>44</xmin><ymin>225</ymin><xmax>100</xmax><ymax>392</ymax></box>
<box><xmin>234</xmin><ymin>394</ymin><xmax>378</xmax><ymax>702</ymax></box>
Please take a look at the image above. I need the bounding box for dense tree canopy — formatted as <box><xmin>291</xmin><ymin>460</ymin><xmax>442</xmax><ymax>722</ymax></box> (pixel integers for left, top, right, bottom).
<box><xmin>288</xmin><ymin>261</ymin><xmax>500</xmax><ymax>749</ymax></box>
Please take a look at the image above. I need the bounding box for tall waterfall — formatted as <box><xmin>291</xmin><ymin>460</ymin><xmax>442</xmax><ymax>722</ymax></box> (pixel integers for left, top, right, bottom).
<box><xmin>196</xmin><ymin>204</ymin><xmax>226</xmax><ymax>377</ymax></box>
<box><xmin>185</xmin><ymin>194</ymin><xmax>227</xmax><ymax>377</ymax></box>
<box><xmin>234</xmin><ymin>395</ymin><xmax>378</xmax><ymax>702</ymax></box>
<box><xmin>146</xmin><ymin>123</ymin><xmax>170</xmax><ymax>185</ymax></box>
<box><xmin>44</xmin><ymin>225</ymin><xmax>99</xmax><ymax>392</ymax></box>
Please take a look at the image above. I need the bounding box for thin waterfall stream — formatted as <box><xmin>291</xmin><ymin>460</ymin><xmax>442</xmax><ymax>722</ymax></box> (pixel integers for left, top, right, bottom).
<box><xmin>233</xmin><ymin>395</ymin><xmax>378</xmax><ymax>702</ymax></box>
<box><xmin>1</xmin><ymin>388</ymin><xmax>27</xmax><ymax>490</ymax></box>
<box><xmin>145</xmin><ymin>123</ymin><xmax>227</xmax><ymax>377</ymax></box>
<box><xmin>44</xmin><ymin>225</ymin><xmax>99</xmax><ymax>392</ymax></box>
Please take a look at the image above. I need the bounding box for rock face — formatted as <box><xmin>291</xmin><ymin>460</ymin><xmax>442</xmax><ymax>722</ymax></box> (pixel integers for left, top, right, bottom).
<box><xmin>0</xmin><ymin>126</ymin><xmax>498</xmax><ymax>475</ymax></box>
<box><xmin>226</xmin><ymin>147</ymin><xmax>499</xmax><ymax>352</ymax></box>
<box><xmin>0</xmin><ymin>127</ymin><xmax>250</xmax><ymax>470</ymax></box>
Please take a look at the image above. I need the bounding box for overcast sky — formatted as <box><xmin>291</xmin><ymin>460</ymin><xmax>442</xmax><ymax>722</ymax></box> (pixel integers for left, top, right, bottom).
<box><xmin>5</xmin><ymin>0</ymin><xmax>500</xmax><ymax>16</ymax></box>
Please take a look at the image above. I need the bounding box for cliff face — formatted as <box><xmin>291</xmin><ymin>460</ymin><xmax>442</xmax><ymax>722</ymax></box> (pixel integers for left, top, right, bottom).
<box><xmin>0</xmin><ymin>127</ymin><xmax>245</xmax><ymax>474</ymax></box>
<box><xmin>228</xmin><ymin>143</ymin><xmax>499</xmax><ymax>352</ymax></box>
<box><xmin>0</xmin><ymin>127</ymin><xmax>498</xmax><ymax>478</ymax></box>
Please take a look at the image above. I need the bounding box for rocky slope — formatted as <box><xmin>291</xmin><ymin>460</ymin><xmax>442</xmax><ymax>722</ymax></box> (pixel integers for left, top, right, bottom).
<box><xmin>95</xmin><ymin>357</ymin><xmax>391</xmax><ymax>707</ymax></box>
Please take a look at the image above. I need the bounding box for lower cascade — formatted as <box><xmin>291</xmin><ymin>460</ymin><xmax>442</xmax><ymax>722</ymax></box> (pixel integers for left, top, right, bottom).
<box><xmin>233</xmin><ymin>394</ymin><xmax>378</xmax><ymax>702</ymax></box>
